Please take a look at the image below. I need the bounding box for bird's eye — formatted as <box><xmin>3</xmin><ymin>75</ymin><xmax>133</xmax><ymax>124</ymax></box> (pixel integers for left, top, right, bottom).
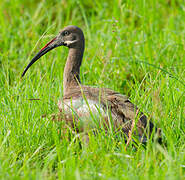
<box><xmin>63</xmin><ymin>31</ymin><xmax>69</xmax><ymax>36</ymax></box>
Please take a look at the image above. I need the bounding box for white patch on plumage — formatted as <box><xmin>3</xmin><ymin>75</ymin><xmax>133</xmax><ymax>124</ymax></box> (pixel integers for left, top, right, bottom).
<box><xmin>58</xmin><ymin>98</ymin><xmax>107</xmax><ymax>130</ymax></box>
<box><xmin>58</xmin><ymin>98</ymin><xmax>105</xmax><ymax>118</ymax></box>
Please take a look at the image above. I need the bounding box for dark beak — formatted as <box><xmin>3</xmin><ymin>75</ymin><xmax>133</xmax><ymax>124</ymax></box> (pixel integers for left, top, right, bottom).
<box><xmin>22</xmin><ymin>37</ymin><xmax>61</xmax><ymax>77</ymax></box>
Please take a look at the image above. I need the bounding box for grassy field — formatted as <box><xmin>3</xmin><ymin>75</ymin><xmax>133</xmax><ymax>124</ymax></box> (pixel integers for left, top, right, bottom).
<box><xmin>0</xmin><ymin>0</ymin><xmax>184</xmax><ymax>179</ymax></box>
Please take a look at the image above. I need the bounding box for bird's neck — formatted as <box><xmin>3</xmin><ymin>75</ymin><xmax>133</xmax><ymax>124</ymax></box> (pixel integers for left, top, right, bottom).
<box><xmin>63</xmin><ymin>47</ymin><xmax>84</xmax><ymax>96</ymax></box>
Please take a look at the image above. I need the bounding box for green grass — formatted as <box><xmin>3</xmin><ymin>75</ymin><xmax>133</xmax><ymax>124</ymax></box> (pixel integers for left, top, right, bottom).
<box><xmin>0</xmin><ymin>0</ymin><xmax>184</xmax><ymax>179</ymax></box>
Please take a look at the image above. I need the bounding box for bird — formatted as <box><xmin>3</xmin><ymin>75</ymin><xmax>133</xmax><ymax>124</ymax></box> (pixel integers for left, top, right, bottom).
<box><xmin>22</xmin><ymin>25</ymin><xmax>161</xmax><ymax>143</ymax></box>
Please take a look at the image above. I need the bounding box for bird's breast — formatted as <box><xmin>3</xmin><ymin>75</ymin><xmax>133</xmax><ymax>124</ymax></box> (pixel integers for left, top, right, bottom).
<box><xmin>59</xmin><ymin>97</ymin><xmax>105</xmax><ymax>117</ymax></box>
<box><xmin>58</xmin><ymin>97</ymin><xmax>110</xmax><ymax>131</ymax></box>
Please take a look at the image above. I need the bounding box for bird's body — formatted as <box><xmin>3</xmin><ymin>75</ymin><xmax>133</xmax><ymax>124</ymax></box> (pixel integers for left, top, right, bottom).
<box><xmin>59</xmin><ymin>85</ymin><xmax>152</xmax><ymax>142</ymax></box>
<box><xmin>22</xmin><ymin>25</ymin><xmax>160</xmax><ymax>143</ymax></box>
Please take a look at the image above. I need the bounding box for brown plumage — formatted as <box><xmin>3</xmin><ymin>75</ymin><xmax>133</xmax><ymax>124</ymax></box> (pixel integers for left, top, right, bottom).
<box><xmin>22</xmin><ymin>25</ymin><xmax>161</xmax><ymax>143</ymax></box>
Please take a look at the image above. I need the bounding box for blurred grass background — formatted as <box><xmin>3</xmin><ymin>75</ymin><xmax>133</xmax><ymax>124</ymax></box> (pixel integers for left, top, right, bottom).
<box><xmin>0</xmin><ymin>0</ymin><xmax>184</xmax><ymax>179</ymax></box>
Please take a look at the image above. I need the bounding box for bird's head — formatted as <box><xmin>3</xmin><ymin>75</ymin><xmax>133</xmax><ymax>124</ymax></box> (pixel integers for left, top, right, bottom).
<box><xmin>22</xmin><ymin>25</ymin><xmax>84</xmax><ymax>77</ymax></box>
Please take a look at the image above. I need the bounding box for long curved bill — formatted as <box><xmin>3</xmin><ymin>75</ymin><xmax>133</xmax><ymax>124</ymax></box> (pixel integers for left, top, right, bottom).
<box><xmin>22</xmin><ymin>37</ymin><xmax>58</xmax><ymax>77</ymax></box>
